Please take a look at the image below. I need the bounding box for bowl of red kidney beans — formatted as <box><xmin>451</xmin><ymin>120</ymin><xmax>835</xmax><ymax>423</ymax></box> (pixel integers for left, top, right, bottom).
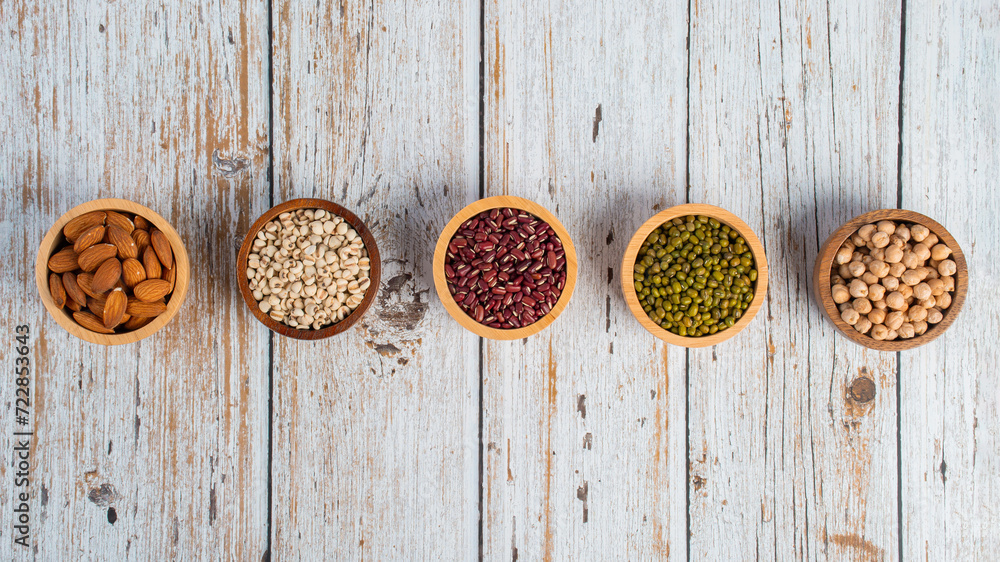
<box><xmin>433</xmin><ymin>196</ymin><xmax>578</xmax><ymax>340</ymax></box>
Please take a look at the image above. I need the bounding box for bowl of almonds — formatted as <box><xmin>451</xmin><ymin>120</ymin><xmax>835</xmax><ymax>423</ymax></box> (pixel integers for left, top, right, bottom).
<box><xmin>237</xmin><ymin>198</ymin><xmax>380</xmax><ymax>339</ymax></box>
<box><xmin>813</xmin><ymin>209</ymin><xmax>967</xmax><ymax>351</ymax></box>
<box><xmin>35</xmin><ymin>198</ymin><xmax>190</xmax><ymax>345</ymax></box>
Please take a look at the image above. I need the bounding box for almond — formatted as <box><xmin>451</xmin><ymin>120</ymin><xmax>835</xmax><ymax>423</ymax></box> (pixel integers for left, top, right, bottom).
<box><xmin>150</xmin><ymin>229</ymin><xmax>173</xmax><ymax>269</ymax></box>
<box><xmin>49</xmin><ymin>273</ymin><xmax>66</xmax><ymax>308</ymax></box>
<box><xmin>91</xmin><ymin>258</ymin><xmax>122</xmax><ymax>294</ymax></box>
<box><xmin>123</xmin><ymin>315</ymin><xmax>154</xmax><ymax>331</ymax></box>
<box><xmin>62</xmin><ymin>272</ymin><xmax>88</xmax><ymax>306</ymax></box>
<box><xmin>73</xmin><ymin>225</ymin><xmax>105</xmax><ymax>254</ymax></box>
<box><xmin>103</xmin><ymin>288</ymin><xmax>127</xmax><ymax>328</ymax></box>
<box><xmin>86</xmin><ymin>296</ymin><xmax>107</xmax><ymax>318</ymax></box>
<box><xmin>163</xmin><ymin>265</ymin><xmax>176</xmax><ymax>292</ymax></box>
<box><xmin>105</xmin><ymin>210</ymin><xmax>135</xmax><ymax>234</ymax></box>
<box><xmin>47</xmin><ymin>247</ymin><xmax>79</xmax><ymax>273</ymax></box>
<box><xmin>143</xmin><ymin>246</ymin><xmax>162</xmax><ymax>279</ymax></box>
<box><xmin>122</xmin><ymin>258</ymin><xmax>147</xmax><ymax>288</ymax></box>
<box><xmin>126</xmin><ymin>297</ymin><xmax>166</xmax><ymax>318</ymax></box>
<box><xmin>133</xmin><ymin>279</ymin><xmax>172</xmax><ymax>302</ymax></box>
<box><xmin>134</xmin><ymin>215</ymin><xmax>152</xmax><ymax>230</ymax></box>
<box><xmin>132</xmin><ymin>229</ymin><xmax>151</xmax><ymax>255</ymax></box>
<box><xmin>78</xmin><ymin>243</ymin><xmax>118</xmax><ymax>272</ymax></box>
<box><xmin>66</xmin><ymin>299</ymin><xmax>82</xmax><ymax>312</ymax></box>
<box><xmin>107</xmin><ymin>225</ymin><xmax>138</xmax><ymax>259</ymax></box>
<box><xmin>76</xmin><ymin>273</ymin><xmax>103</xmax><ymax>299</ymax></box>
<box><xmin>73</xmin><ymin>311</ymin><xmax>115</xmax><ymax>334</ymax></box>
<box><xmin>63</xmin><ymin>211</ymin><xmax>106</xmax><ymax>242</ymax></box>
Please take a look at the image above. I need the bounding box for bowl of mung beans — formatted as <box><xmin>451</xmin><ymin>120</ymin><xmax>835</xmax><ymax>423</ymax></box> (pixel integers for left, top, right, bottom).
<box><xmin>433</xmin><ymin>196</ymin><xmax>578</xmax><ymax>340</ymax></box>
<box><xmin>621</xmin><ymin>204</ymin><xmax>768</xmax><ymax>347</ymax></box>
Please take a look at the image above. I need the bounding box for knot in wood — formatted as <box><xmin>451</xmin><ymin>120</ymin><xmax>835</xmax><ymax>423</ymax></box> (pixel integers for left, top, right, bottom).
<box><xmin>849</xmin><ymin>377</ymin><xmax>876</xmax><ymax>403</ymax></box>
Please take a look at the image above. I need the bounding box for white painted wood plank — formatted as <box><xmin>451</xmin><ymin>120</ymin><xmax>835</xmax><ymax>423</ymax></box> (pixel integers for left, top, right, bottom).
<box><xmin>482</xmin><ymin>1</ymin><xmax>689</xmax><ymax>559</ymax></box>
<box><xmin>900</xmin><ymin>1</ymin><xmax>1000</xmax><ymax>558</ymax></box>
<box><xmin>269</xmin><ymin>0</ymin><xmax>481</xmax><ymax>558</ymax></box>
<box><xmin>687</xmin><ymin>1</ymin><xmax>901</xmax><ymax>559</ymax></box>
<box><xmin>0</xmin><ymin>1</ymin><xmax>271</xmax><ymax>559</ymax></box>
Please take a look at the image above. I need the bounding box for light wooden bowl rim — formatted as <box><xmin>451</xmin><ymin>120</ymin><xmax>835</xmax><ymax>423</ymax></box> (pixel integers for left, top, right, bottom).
<box><xmin>432</xmin><ymin>196</ymin><xmax>578</xmax><ymax>340</ymax></box>
<box><xmin>620</xmin><ymin>203</ymin><xmax>769</xmax><ymax>348</ymax></box>
<box><xmin>813</xmin><ymin>208</ymin><xmax>968</xmax><ymax>351</ymax></box>
<box><xmin>35</xmin><ymin>198</ymin><xmax>191</xmax><ymax>346</ymax></box>
<box><xmin>236</xmin><ymin>198</ymin><xmax>381</xmax><ymax>340</ymax></box>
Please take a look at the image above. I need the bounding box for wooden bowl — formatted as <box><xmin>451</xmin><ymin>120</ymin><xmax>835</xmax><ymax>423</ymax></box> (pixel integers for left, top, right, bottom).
<box><xmin>621</xmin><ymin>203</ymin><xmax>769</xmax><ymax>348</ymax></box>
<box><xmin>813</xmin><ymin>209</ymin><xmax>967</xmax><ymax>351</ymax></box>
<box><xmin>432</xmin><ymin>196</ymin><xmax>578</xmax><ymax>340</ymax></box>
<box><xmin>35</xmin><ymin>198</ymin><xmax>191</xmax><ymax>345</ymax></box>
<box><xmin>237</xmin><ymin>198</ymin><xmax>381</xmax><ymax>340</ymax></box>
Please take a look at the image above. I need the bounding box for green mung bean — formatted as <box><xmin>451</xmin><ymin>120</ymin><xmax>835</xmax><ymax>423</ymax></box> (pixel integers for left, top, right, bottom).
<box><xmin>633</xmin><ymin>215</ymin><xmax>757</xmax><ymax>337</ymax></box>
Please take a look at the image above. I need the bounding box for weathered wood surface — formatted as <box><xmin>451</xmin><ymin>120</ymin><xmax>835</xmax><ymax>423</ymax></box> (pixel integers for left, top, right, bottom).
<box><xmin>0</xmin><ymin>1</ymin><xmax>271</xmax><ymax>559</ymax></box>
<box><xmin>2</xmin><ymin>0</ymin><xmax>999</xmax><ymax>559</ymax></box>
<box><xmin>687</xmin><ymin>1</ymin><xmax>903</xmax><ymax>559</ymax></box>
<box><xmin>900</xmin><ymin>1</ymin><xmax>1000</xmax><ymax>559</ymax></box>
<box><xmin>269</xmin><ymin>0</ymin><xmax>481</xmax><ymax>558</ymax></box>
<box><xmin>481</xmin><ymin>0</ymin><xmax>689</xmax><ymax>559</ymax></box>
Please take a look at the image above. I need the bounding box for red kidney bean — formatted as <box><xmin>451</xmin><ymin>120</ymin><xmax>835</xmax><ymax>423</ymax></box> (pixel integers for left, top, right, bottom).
<box><xmin>445</xmin><ymin>207</ymin><xmax>567</xmax><ymax>328</ymax></box>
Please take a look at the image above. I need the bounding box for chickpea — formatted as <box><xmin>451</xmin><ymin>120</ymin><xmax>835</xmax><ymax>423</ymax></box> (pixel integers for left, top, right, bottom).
<box><xmin>871</xmin><ymin>324</ymin><xmax>890</xmax><ymax>340</ymax></box>
<box><xmin>941</xmin><ymin>275</ymin><xmax>955</xmax><ymax>292</ymax></box>
<box><xmin>885</xmin><ymin>311</ymin><xmax>905</xmax><ymax>330</ymax></box>
<box><xmin>854</xmin><ymin>317</ymin><xmax>873</xmax><ymax>334</ymax></box>
<box><xmin>927</xmin><ymin>278</ymin><xmax>945</xmax><ymax>296</ymax></box>
<box><xmin>831</xmin><ymin>275</ymin><xmax>846</xmax><ymax>286</ymax></box>
<box><xmin>925</xmin><ymin>268</ymin><xmax>940</xmax><ymax>280</ymax></box>
<box><xmin>831</xmin><ymin>284</ymin><xmax>851</xmax><ymax>304</ymax></box>
<box><xmin>898</xmin><ymin>322</ymin><xmax>915</xmax><ymax>339</ymax></box>
<box><xmin>868</xmin><ymin>283</ymin><xmax>886</xmax><ymax>302</ymax></box>
<box><xmin>895</xmin><ymin>225</ymin><xmax>911</xmax><ymax>242</ymax></box>
<box><xmin>913</xmin><ymin>282</ymin><xmax>932</xmax><ymax>301</ymax></box>
<box><xmin>913</xmin><ymin>320</ymin><xmax>928</xmax><ymax>335</ymax></box>
<box><xmin>901</xmin><ymin>270</ymin><xmax>922</xmax><ymax>286</ymax></box>
<box><xmin>872</xmin><ymin>299</ymin><xmax>888</xmax><ymax>310</ymax></box>
<box><xmin>930</xmin><ymin>244</ymin><xmax>952</xmax><ymax>261</ymax></box>
<box><xmin>849</xmin><ymin>278</ymin><xmax>869</xmax><ymax>299</ymax></box>
<box><xmin>889</xmin><ymin>234</ymin><xmax>907</xmax><ymax>249</ymax></box>
<box><xmin>884</xmin><ymin>245</ymin><xmax>904</xmax><ymax>264</ymax></box>
<box><xmin>838</xmin><ymin>263</ymin><xmax>853</xmax><ymax>279</ymax></box>
<box><xmin>938</xmin><ymin>259</ymin><xmax>957</xmax><ymax>276</ymax></box>
<box><xmin>858</xmin><ymin>224</ymin><xmax>877</xmax><ymax>242</ymax></box>
<box><xmin>885</xmin><ymin>291</ymin><xmax>907</xmax><ymax>310</ymax></box>
<box><xmin>900</xmin><ymin>251</ymin><xmax>919</xmax><ymax>269</ymax></box>
<box><xmin>898</xmin><ymin>284</ymin><xmax>914</xmax><ymax>301</ymax></box>
<box><xmin>852</xmin><ymin>234</ymin><xmax>866</xmax><ymax>247</ymax></box>
<box><xmin>919</xmin><ymin>297</ymin><xmax>938</xmax><ymax>310</ymax></box>
<box><xmin>913</xmin><ymin>243</ymin><xmax>931</xmax><ymax>261</ymax></box>
<box><xmin>853</xmin><ymin>297</ymin><xmax>873</xmax><ymax>314</ymax></box>
<box><xmin>907</xmin><ymin>305</ymin><xmax>928</xmax><ymax>322</ymax></box>
<box><xmin>839</xmin><ymin>302</ymin><xmax>854</xmax><ymax>313</ymax></box>
<box><xmin>862</xmin><ymin>272</ymin><xmax>879</xmax><ymax>285</ymax></box>
<box><xmin>916</xmin><ymin>267</ymin><xmax>932</xmax><ymax>281</ymax></box>
<box><xmin>926</xmin><ymin>307</ymin><xmax>944</xmax><ymax>324</ymax></box>
<box><xmin>923</xmin><ymin>232</ymin><xmax>939</xmax><ymax>248</ymax></box>
<box><xmin>862</xmin><ymin>254</ymin><xmax>873</xmax><ymax>265</ymax></box>
<box><xmin>936</xmin><ymin>292</ymin><xmax>952</xmax><ymax>309</ymax></box>
<box><xmin>868</xmin><ymin>260</ymin><xmax>890</xmax><ymax>278</ymax></box>
<box><xmin>889</xmin><ymin>262</ymin><xmax>906</xmax><ymax>278</ymax></box>
<box><xmin>841</xmin><ymin>308</ymin><xmax>861</xmax><ymax>326</ymax></box>
<box><xmin>871</xmin><ymin>232</ymin><xmax>890</xmax><ymax>248</ymax></box>
<box><xmin>882</xmin><ymin>276</ymin><xmax>900</xmax><ymax>291</ymax></box>
<box><xmin>876</xmin><ymin>220</ymin><xmax>896</xmax><ymax>235</ymax></box>
<box><xmin>835</xmin><ymin>244</ymin><xmax>854</xmax><ymax>265</ymax></box>
<box><xmin>868</xmin><ymin>308</ymin><xmax>887</xmax><ymax>325</ymax></box>
<box><xmin>886</xmin><ymin>328</ymin><xmax>899</xmax><ymax>341</ymax></box>
<box><xmin>848</xmin><ymin>261</ymin><xmax>867</xmax><ymax>278</ymax></box>
<box><xmin>910</xmin><ymin>224</ymin><xmax>930</xmax><ymax>242</ymax></box>
<box><xmin>870</xmin><ymin>248</ymin><xmax>886</xmax><ymax>262</ymax></box>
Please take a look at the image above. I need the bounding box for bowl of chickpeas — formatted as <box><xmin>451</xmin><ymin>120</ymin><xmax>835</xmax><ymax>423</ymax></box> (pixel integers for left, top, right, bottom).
<box><xmin>813</xmin><ymin>209</ymin><xmax>967</xmax><ymax>351</ymax></box>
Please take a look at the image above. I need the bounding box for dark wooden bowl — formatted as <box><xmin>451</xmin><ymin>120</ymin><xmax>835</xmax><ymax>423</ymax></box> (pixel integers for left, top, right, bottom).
<box><xmin>813</xmin><ymin>209</ymin><xmax>968</xmax><ymax>351</ymax></box>
<box><xmin>237</xmin><ymin>198</ymin><xmax>381</xmax><ymax>340</ymax></box>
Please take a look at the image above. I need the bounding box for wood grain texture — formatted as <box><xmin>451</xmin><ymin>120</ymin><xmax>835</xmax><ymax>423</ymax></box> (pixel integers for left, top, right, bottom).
<box><xmin>432</xmin><ymin>195</ymin><xmax>579</xmax><ymax>340</ymax></box>
<box><xmin>0</xmin><ymin>1</ymin><xmax>271</xmax><ymax>559</ymax></box>
<box><xmin>813</xmin><ymin>208</ymin><xmax>968</xmax><ymax>352</ymax></box>
<box><xmin>482</xmin><ymin>0</ymin><xmax>689</xmax><ymax>558</ymax></box>
<box><xmin>687</xmin><ymin>0</ymin><xmax>902</xmax><ymax>559</ymax></box>
<box><xmin>621</xmin><ymin>203</ymin><xmax>769</xmax><ymax>348</ymax></box>
<box><xmin>269</xmin><ymin>0</ymin><xmax>481</xmax><ymax>558</ymax></box>
<box><xmin>900</xmin><ymin>1</ymin><xmax>1000</xmax><ymax>558</ymax></box>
